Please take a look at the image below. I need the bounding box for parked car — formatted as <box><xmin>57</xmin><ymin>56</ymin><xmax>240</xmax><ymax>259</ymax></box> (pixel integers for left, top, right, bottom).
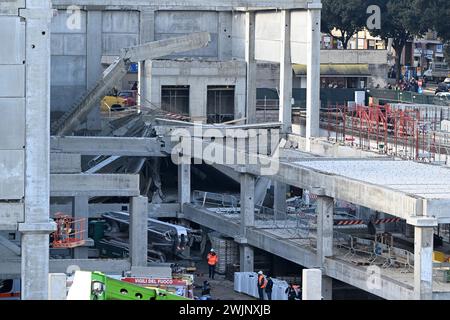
<box><xmin>435</xmin><ymin>82</ymin><xmax>450</xmax><ymax>95</ymax></box>
<box><xmin>434</xmin><ymin>92</ymin><xmax>450</xmax><ymax>106</ymax></box>
<box><xmin>101</xmin><ymin>90</ymin><xmax>137</xmax><ymax>112</ymax></box>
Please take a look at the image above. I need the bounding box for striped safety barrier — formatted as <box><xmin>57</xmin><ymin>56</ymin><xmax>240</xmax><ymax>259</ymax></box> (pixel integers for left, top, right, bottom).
<box><xmin>334</xmin><ymin>218</ymin><xmax>402</xmax><ymax>226</ymax></box>
<box><xmin>374</xmin><ymin>218</ymin><xmax>402</xmax><ymax>225</ymax></box>
<box><xmin>334</xmin><ymin>220</ymin><xmax>365</xmax><ymax>226</ymax></box>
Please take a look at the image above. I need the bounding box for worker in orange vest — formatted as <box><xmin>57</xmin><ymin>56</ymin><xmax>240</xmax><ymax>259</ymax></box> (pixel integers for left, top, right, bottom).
<box><xmin>207</xmin><ymin>249</ymin><xmax>218</xmax><ymax>279</ymax></box>
<box><xmin>257</xmin><ymin>271</ymin><xmax>267</xmax><ymax>300</ymax></box>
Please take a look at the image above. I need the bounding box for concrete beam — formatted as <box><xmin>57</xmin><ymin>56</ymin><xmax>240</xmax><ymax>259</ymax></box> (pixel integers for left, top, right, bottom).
<box><xmin>0</xmin><ymin>259</ymin><xmax>131</xmax><ymax>277</ymax></box>
<box><xmin>124</xmin><ymin>32</ymin><xmax>211</xmax><ymax>63</ymax></box>
<box><xmin>52</xmin><ymin>0</ymin><xmax>310</xmax><ymax>10</ymax></box>
<box><xmin>245</xmin><ymin>160</ymin><xmax>424</xmax><ymax>220</ymax></box>
<box><xmin>85</xmin><ymin>203</ymin><xmax>180</xmax><ymax>218</ymax></box>
<box><xmin>51</xmin><ymin>136</ymin><xmax>168</xmax><ymax>156</ymax></box>
<box><xmin>50</xmin><ymin>174</ymin><xmax>140</xmax><ymax>197</ymax></box>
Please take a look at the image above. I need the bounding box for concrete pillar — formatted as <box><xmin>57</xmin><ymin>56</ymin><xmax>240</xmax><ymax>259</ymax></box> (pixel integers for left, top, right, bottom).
<box><xmin>189</xmin><ymin>82</ymin><xmax>207</xmax><ymax>123</ymax></box>
<box><xmin>178</xmin><ymin>163</ymin><xmax>191</xmax><ymax>212</ymax></box>
<box><xmin>322</xmin><ymin>275</ymin><xmax>333</xmax><ymax>300</ymax></box>
<box><xmin>414</xmin><ymin>226</ymin><xmax>434</xmax><ymax>300</ymax></box>
<box><xmin>240</xmin><ymin>173</ymin><xmax>255</xmax><ymax>236</ymax></box>
<box><xmin>279</xmin><ymin>10</ymin><xmax>292</xmax><ymax>133</ymax></box>
<box><xmin>316</xmin><ymin>195</ymin><xmax>334</xmax><ymax>266</ymax></box>
<box><xmin>138</xmin><ymin>8</ymin><xmax>155</xmax><ymax>107</ymax></box>
<box><xmin>19</xmin><ymin>1</ymin><xmax>55</xmax><ymax>300</ymax></box>
<box><xmin>302</xmin><ymin>269</ymin><xmax>322</xmax><ymax>300</ymax></box>
<box><xmin>239</xmin><ymin>245</ymin><xmax>254</xmax><ymax>272</ymax></box>
<box><xmin>86</xmin><ymin>11</ymin><xmax>102</xmax><ymax>131</ymax></box>
<box><xmin>306</xmin><ymin>2</ymin><xmax>322</xmax><ymax>151</ymax></box>
<box><xmin>72</xmin><ymin>196</ymin><xmax>89</xmax><ymax>259</ymax></box>
<box><xmin>245</xmin><ymin>12</ymin><xmax>256</xmax><ymax>124</ymax></box>
<box><xmin>235</xmin><ymin>77</ymin><xmax>247</xmax><ymax>120</ymax></box>
<box><xmin>130</xmin><ymin>196</ymin><xmax>148</xmax><ymax>267</ymax></box>
<box><xmin>48</xmin><ymin>273</ymin><xmax>67</xmax><ymax>300</ymax></box>
<box><xmin>274</xmin><ymin>181</ymin><xmax>287</xmax><ymax>220</ymax></box>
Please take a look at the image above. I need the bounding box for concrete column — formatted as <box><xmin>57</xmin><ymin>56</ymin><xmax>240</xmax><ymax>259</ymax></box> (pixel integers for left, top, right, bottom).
<box><xmin>72</xmin><ymin>196</ymin><xmax>89</xmax><ymax>259</ymax></box>
<box><xmin>138</xmin><ymin>8</ymin><xmax>155</xmax><ymax>107</ymax></box>
<box><xmin>178</xmin><ymin>163</ymin><xmax>191</xmax><ymax>212</ymax></box>
<box><xmin>302</xmin><ymin>269</ymin><xmax>322</xmax><ymax>300</ymax></box>
<box><xmin>316</xmin><ymin>195</ymin><xmax>334</xmax><ymax>266</ymax></box>
<box><xmin>279</xmin><ymin>10</ymin><xmax>292</xmax><ymax>133</ymax></box>
<box><xmin>189</xmin><ymin>82</ymin><xmax>207</xmax><ymax>123</ymax></box>
<box><xmin>322</xmin><ymin>276</ymin><xmax>333</xmax><ymax>300</ymax></box>
<box><xmin>306</xmin><ymin>2</ymin><xmax>322</xmax><ymax>151</ymax></box>
<box><xmin>235</xmin><ymin>77</ymin><xmax>247</xmax><ymax>120</ymax></box>
<box><xmin>245</xmin><ymin>12</ymin><xmax>256</xmax><ymax>124</ymax></box>
<box><xmin>414</xmin><ymin>226</ymin><xmax>434</xmax><ymax>300</ymax></box>
<box><xmin>130</xmin><ymin>196</ymin><xmax>148</xmax><ymax>267</ymax></box>
<box><xmin>19</xmin><ymin>1</ymin><xmax>55</xmax><ymax>300</ymax></box>
<box><xmin>86</xmin><ymin>11</ymin><xmax>102</xmax><ymax>131</ymax></box>
<box><xmin>240</xmin><ymin>173</ymin><xmax>255</xmax><ymax>236</ymax></box>
<box><xmin>274</xmin><ymin>181</ymin><xmax>287</xmax><ymax>220</ymax></box>
<box><xmin>239</xmin><ymin>245</ymin><xmax>254</xmax><ymax>272</ymax></box>
<box><xmin>48</xmin><ymin>273</ymin><xmax>67</xmax><ymax>300</ymax></box>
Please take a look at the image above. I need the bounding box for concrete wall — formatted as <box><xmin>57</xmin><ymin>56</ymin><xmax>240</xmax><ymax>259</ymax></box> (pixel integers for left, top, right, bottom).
<box><xmin>51</xmin><ymin>10</ymin><xmax>87</xmax><ymax>113</ymax></box>
<box><xmin>321</xmin><ymin>50</ymin><xmax>388</xmax><ymax>64</ymax></box>
<box><xmin>50</xmin><ymin>9</ymin><xmax>140</xmax><ymax>129</ymax></box>
<box><xmin>232</xmin><ymin>10</ymin><xmax>309</xmax><ymax>64</ymax></box>
<box><xmin>146</xmin><ymin>60</ymin><xmax>246</xmax><ymax>121</ymax></box>
<box><xmin>155</xmin><ymin>11</ymin><xmax>221</xmax><ymax>58</ymax></box>
<box><xmin>0</xmin><ymin>15</ymin><xmax>25</xmax><ymax>230</ymax></box>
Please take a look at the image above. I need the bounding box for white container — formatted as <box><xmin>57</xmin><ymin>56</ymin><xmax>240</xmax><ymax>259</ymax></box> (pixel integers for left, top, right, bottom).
<box><xmin>234</xmin><ymin>272</ymin><xmax>240</xmax><ymax>292</ymax></box>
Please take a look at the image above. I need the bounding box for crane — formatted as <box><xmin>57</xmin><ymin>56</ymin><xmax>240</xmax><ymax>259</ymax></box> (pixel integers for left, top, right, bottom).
<box><xmin>51</xmin><ymin>32</ymin><xmax>211</xmax><ymax>136</ymax></box>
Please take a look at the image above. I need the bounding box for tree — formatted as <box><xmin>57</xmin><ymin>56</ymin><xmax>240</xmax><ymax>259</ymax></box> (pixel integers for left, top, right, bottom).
<box><xmin>416</xmin><ymin>0</ymin><xmax>450</xmax><ymax>42</ymax></box>
<box><xmin>321</xmin><ymin>0</ymin><xmax>369</xmax><ymax>49</ymax></box>
<box><xmin>416</xmin><ymin>0</ymin><xmax>450</xmax><ymax>65</ymax></box>
<box><xmin>369</xmin><ymin>0</ymin><xmax>429</xmax><ymax>82</ymax></box>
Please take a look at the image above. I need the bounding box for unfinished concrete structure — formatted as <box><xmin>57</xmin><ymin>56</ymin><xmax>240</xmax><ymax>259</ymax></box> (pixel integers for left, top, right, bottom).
<box><xmin>2</xmin><ymin>0</ymin><xmax>450</xmax><ymax>302</ymax></box>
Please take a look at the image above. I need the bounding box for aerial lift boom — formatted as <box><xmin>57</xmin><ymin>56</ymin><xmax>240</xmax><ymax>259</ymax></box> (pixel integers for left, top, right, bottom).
<box><xmin>52</xmin><ymin>32</ymin><xmax>211</xmax><ymax>136</ymax></box>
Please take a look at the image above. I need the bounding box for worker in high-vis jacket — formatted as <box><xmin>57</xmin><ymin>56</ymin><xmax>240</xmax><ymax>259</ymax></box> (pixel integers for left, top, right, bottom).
<box><xmin>207</xmin><ymin>249</ymin><xmax>218</xmax><ymax>279</ymax></box>
<box><xmin>257</xmin><ymin>271</ymin><xmax>267</xmax><ymax>300</ymax></box>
